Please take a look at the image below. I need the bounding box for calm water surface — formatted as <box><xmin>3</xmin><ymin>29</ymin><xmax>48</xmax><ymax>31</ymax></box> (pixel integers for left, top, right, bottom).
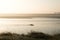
<box><xmin>0</xmin><ymin>18</ymin><xmax>60</xmax><ymax>35</ymax></box>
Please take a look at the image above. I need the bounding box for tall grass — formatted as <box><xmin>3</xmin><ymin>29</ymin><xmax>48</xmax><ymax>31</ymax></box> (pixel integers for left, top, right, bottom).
<box><xmin>0</xmin><ymin>32</ymin><xmax>60</xmax><ymax>40</ymax></box>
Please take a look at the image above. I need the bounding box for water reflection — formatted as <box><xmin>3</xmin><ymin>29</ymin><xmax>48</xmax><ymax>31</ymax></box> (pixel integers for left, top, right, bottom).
<box><xmin>0</xmin><ymin>18</ymin><xmax>60</xmax><ymax>35</ymax></box>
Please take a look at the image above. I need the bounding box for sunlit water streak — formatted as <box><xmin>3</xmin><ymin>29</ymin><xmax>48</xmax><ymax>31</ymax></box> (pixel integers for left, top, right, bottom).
<box><xmin>0</xmin><ymin>18</ymin><xmax>60</xmax><ymax>35</ymax></box>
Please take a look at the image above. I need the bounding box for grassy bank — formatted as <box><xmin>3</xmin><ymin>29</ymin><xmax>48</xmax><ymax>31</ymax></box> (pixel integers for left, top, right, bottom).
<box><xmin>0</xmin><ymin>32</ymin><xmax>60</xmax><ymax>40</ymax></box>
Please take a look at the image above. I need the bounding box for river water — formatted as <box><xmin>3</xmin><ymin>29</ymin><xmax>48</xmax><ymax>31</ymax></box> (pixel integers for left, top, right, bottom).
<box><xmin>0</xmin><ymin>18</ymin><xmax>60</xmax><ymax>35</ymax></box>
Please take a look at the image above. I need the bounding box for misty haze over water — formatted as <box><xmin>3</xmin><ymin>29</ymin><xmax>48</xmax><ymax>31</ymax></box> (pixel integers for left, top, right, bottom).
<box><xmin>0</xmin><ymin>17</ymin><xmax>60</xmax><ymax>35</ymax></box>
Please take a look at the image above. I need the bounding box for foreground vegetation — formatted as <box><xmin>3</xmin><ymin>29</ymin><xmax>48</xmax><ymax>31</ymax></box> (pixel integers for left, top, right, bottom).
<box><xmin>0</xmin><ymin>32</ymin><xmax>60</xmax><ymax>40</ymax></box>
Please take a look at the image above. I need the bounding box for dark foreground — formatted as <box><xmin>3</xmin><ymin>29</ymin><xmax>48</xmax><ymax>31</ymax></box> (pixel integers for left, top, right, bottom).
<box><xmin>0</xmin><ymin>32</ymin><xmax>60</xmax><ymax>40</ymax></box>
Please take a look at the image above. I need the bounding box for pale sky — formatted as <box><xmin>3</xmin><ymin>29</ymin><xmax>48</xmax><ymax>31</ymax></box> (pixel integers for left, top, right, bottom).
<box><xmin>0</xmin><ymin>0</ymin><xmax>60</xmax><ymax>14</ymax></box>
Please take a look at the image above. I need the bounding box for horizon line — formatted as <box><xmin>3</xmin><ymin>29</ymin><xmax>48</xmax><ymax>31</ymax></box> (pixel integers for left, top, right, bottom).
<box><xmin>0</xmin><ymin>14</ymin><xmax>60</xmax><ymax>18</ymax></box>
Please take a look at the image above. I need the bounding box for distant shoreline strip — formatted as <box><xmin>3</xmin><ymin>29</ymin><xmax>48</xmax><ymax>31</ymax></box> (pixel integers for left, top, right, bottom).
<box><xmin>0</xmin><ymin>14</ymin><xmax>60</xmax><ymax>18</ymax></box>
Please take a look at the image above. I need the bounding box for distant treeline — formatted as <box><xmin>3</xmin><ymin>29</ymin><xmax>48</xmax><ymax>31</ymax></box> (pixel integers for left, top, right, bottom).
<box><xmin>0</xmin><ymin>14</ymin><xmax>60</xmax><ymax>18</ymax></box>
<box><xmin>0</xmin><ymin>31</ymin><xmax>60</xmax><ymax>40</ymax></box>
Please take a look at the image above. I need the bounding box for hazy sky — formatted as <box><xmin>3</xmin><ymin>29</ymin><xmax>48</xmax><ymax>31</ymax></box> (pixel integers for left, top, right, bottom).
<box><xmin>0</xmin><ymin>0</ymin><xmax>60</xmax><ymax>14</ymax></box>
